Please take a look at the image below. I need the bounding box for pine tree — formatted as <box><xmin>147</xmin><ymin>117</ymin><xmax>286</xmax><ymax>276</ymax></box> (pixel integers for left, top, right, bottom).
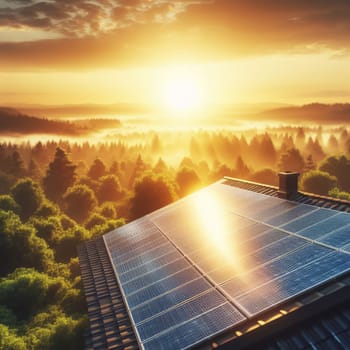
<box><xmin>43</xmin><ymin>147</ymin><xmax>77</xmax><ymax>202</ymax></box>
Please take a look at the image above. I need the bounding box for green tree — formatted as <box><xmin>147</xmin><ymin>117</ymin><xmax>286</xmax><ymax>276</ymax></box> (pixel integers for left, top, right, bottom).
<box><xmin>43</xmin><ymin>148</ymin><xmax>77</xmax><ymax>202</ymax></box>
<box><xmin>0</xmin><ymin>268</ymin><xmax>51</xmax><ymax>320</ymax></box>
<box><xmin>0</xmin><ymin>305</ymin><xmax>17</xmax><ymax>327</ymax></box>
<box><xmin>300</xmin><ymin>170</ymin><xmax>337</xmax><ymax>196</ymax></box>
<box><xmin>27</xmin><ymin>158</ymin><xmax>42</xmax><ymax>181</ymax></box>
<box><xmin>0</xmin><ymin>195</ymin><xmax>20</xmax><ymax>214</ymax></box>
<box><xmin>328</xmin><ymin>188</ymin><xmax>350</xmax><ymax>201</ymax></box>
<box><xmin>109</xmin><ymin>161</ymin><xmax>120</xmax><ymax>175</ymax></box>
<box><xmin>99</xmin><ymin>202</ymin><xmax>117</xmax><ymax>219</ymax></box>
<box><xmin>35</xmin><ymin>200</ymin><xmax>60</xmax><ymax>218</ymax></box>
<box><xmin>319</xmin><ymin>155</ymin><xmax>350</xmax><ymax>192</ymax></box>
<box><xmin>6</xmin><ymin>151</ymin><xmax>26</xmax><ymax>178</ymax></box>
<box><xmin>10</xmin><ymin>178</ymin><xmax>44</xmax><ymax>221</ymax></box>
<box><xmin>278</xmin><ymin>148</ymin><xmax>305</xmax><ymax>173</ymax></box>
<box><xmin>249</xmin><ymin>168</ymin><xmax>278</xmax><ymax>186</ymax></box>
<box><xmin>63</xmin><ymin>185</ymin><xmax>97</xmax><ymax>223</ymax></box>
<box><xmin>97</xmin><ymin>175</ymin><xmax>123</xmax><ymax>203</ymax></box>
<box><xmin>0</xmin><ymin>210</ymin><xmax>53</xmax><ymax>276</ymax></box>
<box><xmin>131</xmin><ymin>175</ymin><xmax>177</xmax><ymax>219</ymax></box>
<box><xmin>54</xmin><ymin>225</ymin><xmax>90</xmax><ymax>262</ymax></box>
<box><xmin>234</xmin><ymin>156</ymin><xmax>250</xmax><ymax>178</ymax></box>
<box><xmin>304</xmin><ymin>154</ymin><xmax>316</xmax><ymax>172</ymax></box>
<box><xmin>0</xmin><ymin>171</ymin><xmax>14</xmax><ymax>195</ymax></box>
<box><xmin>176</xmin><ymin>167</ymin><xmax>201</xmax><ymax>197</ymax></box>
<box><xmin>29</xmin><ymin>216</ymin><xmax>63</xmax><ymax>245</ymax></box>
<box><xmin>28</xmin><ymin>312</ymin><xmax>86</xmax><ymax>350</ymax></box>
<box><xmin>87</xmin><ymin>158</ymin><xmax>106</xmax><ymax>180</ymax></box>
<box><xmin>85</xmin><ymin>213</ymin><xmax>107</xmax><ymax>230</ymax></box>
<box><xmin>0</xmin><ymin>324</ymin><xmax>26</xmax><ymax>350</ymax></box>
<box><xmin>153</xmin><ymin>158</ymin><xmax>168</xmax><ymax>174</ymax></box>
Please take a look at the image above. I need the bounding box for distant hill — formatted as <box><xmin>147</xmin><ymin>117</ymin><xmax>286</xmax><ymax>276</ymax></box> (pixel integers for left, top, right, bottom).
<box><xmin>257</xmin><ymin>103</ymin><xmax>350</xmax><ymax>123</ymax></box>
<box><xmin>0</xmin><ymin>107</ymin><xmax>120</xmax><ymax>135</ymax></box>
<box><xmin>15</xmin><ymin>103</ymin><xmax>153</xmax><ymax>118</ymax></box>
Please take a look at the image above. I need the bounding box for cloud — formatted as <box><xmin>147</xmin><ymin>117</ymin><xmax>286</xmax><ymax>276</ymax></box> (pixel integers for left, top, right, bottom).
<box><xmin>0</xmin><ymin>0</ymin><xmax>192</xmax><ymax>37</ymax></box>
<box><xmin>1</xmin><ymin>0</ymin><xmax>350</xmax><ymax>70</ymax></box>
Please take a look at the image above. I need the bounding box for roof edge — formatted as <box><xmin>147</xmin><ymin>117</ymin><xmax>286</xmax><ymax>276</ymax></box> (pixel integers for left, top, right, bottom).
<box><xmin>223</xmin><ymin>176</ymin><xmax>350</xmax><ymax>206</ymax></box>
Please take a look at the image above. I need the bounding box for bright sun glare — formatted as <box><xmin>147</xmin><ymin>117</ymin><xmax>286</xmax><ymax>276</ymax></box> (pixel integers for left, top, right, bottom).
<box><xmin>163</xmin><ymin>72</ymin><xmax>202</xmax><ymax>115</ymax></box>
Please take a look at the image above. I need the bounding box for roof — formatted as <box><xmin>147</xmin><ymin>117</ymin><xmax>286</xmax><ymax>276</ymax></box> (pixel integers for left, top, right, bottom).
<box><xmin>78</xmin><ymin>238</ymin><xmax>138</xmax><ymax>349</ymax></box>
<box><xmin>78</xmin><ymin>177</ymin><xmax>350</xmax><ymax>350</ymax></box>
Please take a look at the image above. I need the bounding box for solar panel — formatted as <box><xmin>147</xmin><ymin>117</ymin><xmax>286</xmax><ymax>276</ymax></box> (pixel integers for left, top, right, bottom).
<box><xmin>221</xmin><ymin>244</ymin><xmax>331</xmax><ymax>298</ymax></box>
<box><xmin>103</xmin><ymin>180</ymin><xmax>350</xmax><ymax>350</ymax></box>
<box><xmin>119</xmin><ymin>250</ymin><xmax>184</xmax><ymax>284</ymax></box>
<box><xmin>318</xmin><ymin>225</ymin><xmax>350</xmax><ymax>248</ymax></box>
<box><xmin>126</xmin><ymin>267</ymin><xmax>203</xmax><ymax>308</ymax></box>
<box><xmin>280</xmin><ymin>208</ymin><xmax>339</xmax><ymax>233</ymax></box>
<box><xmin>122</xmin><ymin>258</ymin><xmax>191</xmax><ymax>295</ymax></box>
<box><xmin>236</xmin><ymin>251</ymin><xmax>350</xmax><ymax>316</ymax></box>
<box><xmin>142</xmin><ymin>303</ymin><xmax>246</xmax><ymax>350</ymax></box>
<box><xmin>136</xmin><ymin>289</ymin><xmax>227</xmax><ymax>340</ymax></box>
<box><xmin>266</xmin><ymin>204</ymin><xmax>318</xmax><ymax>227</ymax></box>
<box><xmin>131</xmin><ymin>278</ymin><xmax>212</xmax><ymax>324</ymax></box>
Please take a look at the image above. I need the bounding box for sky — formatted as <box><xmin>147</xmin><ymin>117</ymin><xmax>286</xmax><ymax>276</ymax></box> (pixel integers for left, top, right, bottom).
<box><xmin>1</xmin><ymin>0</ymin><xmax>350</xmax><ymax>109</ymax></box>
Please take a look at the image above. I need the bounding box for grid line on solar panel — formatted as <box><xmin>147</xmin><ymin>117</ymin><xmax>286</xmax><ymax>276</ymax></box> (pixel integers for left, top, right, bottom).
<box><xmin>106</xmin><ymin>225</ymin><xmax>162</xmax><ymax>248</ymax></box>
<box><xmin>316</xmin><ymin>224</ymin><xmax>350</xmax><ymax>248</ymax></box>
<box><xmin>290</xmin><ymin>212</ymin><xmax>350</xmax><ymax>241</ymax></box>
<box><xmin>111</xmin><ymin>235</ymin><xmax>168</xmax><ymax>264</ymax></box>
<box><xmin>280</xmin><ymin>208</ymin><xmax>339</xmax><ymax>233</ymax></box>
<box><xmin>122</xmin><ymin>258</ymin><xmax>192</xmax><ymax>296</ymax></box>
<box><xmin>136</xmin><ymin>289</ymin><xmax>228</xmax><ymax>341</ymax></box>
<box><xmin>206</xmin><ymin>236</ymin><xmax>308</xmax><ymax>285</ymax></box>
<box><xmin>265</xmin><ymin>204</ymin><xmax>318</xmax><ymax>227</ymax></box>
<box><xmin>142</xmin><ymin>302</ymin><xmax>246</xmax><ymax>350</ymax></box>
<box><xmin>235</xmin><ymin>251</ymin><xmax>350</xmax><ymax>316</ymax></box>
<box><xmin>114</xmin><ymin>242</ymin><xmax>178</xmax><ymax>274</ymax></box>
<box><xmin>126</xmin><ymin>267</ymin><xmax>203</xmax><ymax>309</ymax></box>
<box><xmin>130</xmin><ymin>278</ymin><xmax>213</xmax><ymax>324</ymax></box>
<box><xmin>220</xmin><ymin>244</ymin><xmax>333</xmax><ymax>299</ymax></box>
<box><xmin>119</xmin><ymin>250</ymin><xmax>184</xmax><ymax>284</ymax></box>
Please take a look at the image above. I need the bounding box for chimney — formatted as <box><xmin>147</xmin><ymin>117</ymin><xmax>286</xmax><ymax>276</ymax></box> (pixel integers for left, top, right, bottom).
<box><xmin>278</xmin><ymin>172</ymin><xmax>299</xmax><ymax>200</ymax></box>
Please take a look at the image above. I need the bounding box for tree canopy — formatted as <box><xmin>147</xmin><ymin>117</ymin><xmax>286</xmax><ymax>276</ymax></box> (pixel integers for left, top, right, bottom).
<box><xmin>131</xmin><ymin>175</ymin><xmax>177</xmax><ymax>219</ymax></box>
<box><xmin>63</xmin><ymin>184</ymin><xmax>97</xmax><ymax>223</ymax></box>
<box><xmin>43</xmin><ymin>148</ymin><xmax>77</xmax><ymax>202</ymax></box>
<box><xmin>300</xmin><ymin>170</ymin><xmax>337</xmax><ymax>196</ymax></box>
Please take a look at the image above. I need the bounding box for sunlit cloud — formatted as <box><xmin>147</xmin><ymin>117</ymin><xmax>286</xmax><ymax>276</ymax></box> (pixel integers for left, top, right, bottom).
<box><xmin>0</xmin><ymin>0</ymin><xmax>198</xmax><ymax>38</ymax></box>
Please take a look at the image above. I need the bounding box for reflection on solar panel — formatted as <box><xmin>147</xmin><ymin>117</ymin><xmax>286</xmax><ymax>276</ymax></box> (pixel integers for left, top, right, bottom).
<box><xmin>103</xmin><ymin>181</ymin><xmax>350</xmax><ymax>349</ymax></box>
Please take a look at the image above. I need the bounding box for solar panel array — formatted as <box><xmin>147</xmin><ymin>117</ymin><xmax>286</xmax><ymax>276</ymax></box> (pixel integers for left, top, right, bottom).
<box><xmin>104</xmin><ymin>181</ymin><xmax>350</xmax><ymax>350</ymax></box>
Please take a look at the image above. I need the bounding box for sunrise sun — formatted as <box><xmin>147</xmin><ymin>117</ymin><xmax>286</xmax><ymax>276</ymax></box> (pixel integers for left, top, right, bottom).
<box><xmin>162</xmin><ymin>73</ymin><xmax>202</xmax><ymax>115</ymax></box>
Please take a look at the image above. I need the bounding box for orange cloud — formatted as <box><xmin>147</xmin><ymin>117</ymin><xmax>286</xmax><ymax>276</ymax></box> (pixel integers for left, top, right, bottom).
<box><xmin>1</xmin><ymin>0</ymin><xmax>350</xmax><ymax>70</ymax></box>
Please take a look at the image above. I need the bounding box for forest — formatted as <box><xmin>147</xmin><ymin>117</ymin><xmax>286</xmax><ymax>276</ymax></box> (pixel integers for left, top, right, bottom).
<box><xmin>1</xmin><ymin>124</ymin><xmax>350</xmax><ymax>349</ymax></box>
<box><xmin>0</xmin><ymin>108</ymin><xmax>121</xmax><ymax>136</ymax></box>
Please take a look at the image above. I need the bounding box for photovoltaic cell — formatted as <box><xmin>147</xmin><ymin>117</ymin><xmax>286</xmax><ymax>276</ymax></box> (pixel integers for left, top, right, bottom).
<box><xmin>103</xmin><ymin>180</ymin><xmax>350</xmax><ymax>350</ymax></box>
<box><xmin>221</xmin><ymin>243</ymin><xmax>331</xmax><ymax>298</ymax></box>
<box><xmin>266</xmin><ymin>204</ymin><xmax>318</xmax><ymax>227</ymax></box>
<box><xmin>122</xmin><ymin>258</ymin><xmax>191</xmax><ymax>296</ymax></box>
<box><xmin>236</xmin><ymin>251</ymin><xmax>350</xmax><ymax>316</ymax></box>
<box><xmin>131</xmin><ymin>278</ymin><xmax>212</xmax><ymax>324</ymax></box>
<box><xmin>115</xmin><ymin>242</ymin><xmax>177</xmax><ymax>274</ymax></box>
<box><xmin>126</xmin><ymin>267</ymin><xmax>202</xmax><ymax>308</ymax></box>
<box><xmin>136</xmin><ymin>289</ymin><xmax>227</xmax><ymax>341</ymax></box>
<box><xmin>280</xmin><ymin>208</ymin><xmax>339</xmax><ymax>233</ymax></box>
<box><xmin>297</xmin><ymin>213</ymin><xmax>350</xmax><ymax>240</ymax></box>
<box><xmin>119</xmin><ymin>250</ymin><xmax>183</xmax><ymax>284</ymax></box>
<box><xmin>142</xmin><ymin>303</ymin><xmax>246</xmax><ymax>350</ymax></box>
<box><xmin>318</xmin><ymin>225</ymin><xmax>350</xmax><ymax>248</ymax></box>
